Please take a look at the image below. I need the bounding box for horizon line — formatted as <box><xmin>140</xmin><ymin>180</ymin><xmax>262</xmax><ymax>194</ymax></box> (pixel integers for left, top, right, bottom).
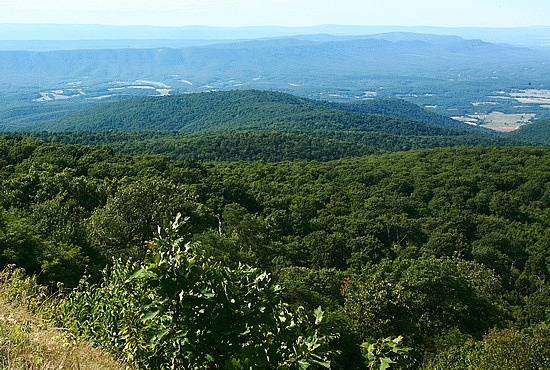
<box><xmin>1</xmin><ymin>23</ymin><xmax>549</xmax><ymax>29</ymax></box>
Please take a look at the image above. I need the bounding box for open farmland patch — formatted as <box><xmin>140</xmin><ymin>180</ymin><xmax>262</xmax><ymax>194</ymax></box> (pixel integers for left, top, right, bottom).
<box><xmin>452</xmin><ymin>111</ymin><xmax>536</xmax><ymax>132</ymax></box>
<box><xmin>511</xmin><ymin>89</ymin><xmax>550</xmax><ymax>105</ymax></box>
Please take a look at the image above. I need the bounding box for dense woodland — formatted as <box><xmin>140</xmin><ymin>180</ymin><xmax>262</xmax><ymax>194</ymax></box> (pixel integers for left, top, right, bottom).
<box><xmin>36</xmin><ymin>91</ymin><xmax>497</xmax><ymax>137</ymax></box>
<box><xmin>510</xmin><ymin>119</ymin><xmax>550</xmax><ymax>145</ymax></box>
<box><xmin>17</xmin><ymin>90</ymin><xmax>531</xmax><ymax>164</ymax></box>
<box><xmin>0</xmin><ymin>134</ymin><xmax>548</xmax><ymax>368</ymax></box>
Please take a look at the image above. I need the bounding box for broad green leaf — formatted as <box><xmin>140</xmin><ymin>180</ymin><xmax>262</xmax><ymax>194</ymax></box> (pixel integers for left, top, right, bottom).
<box><xmin>142</xmin><ymin>310</ymin><xmax>160</xmax><ymax>321</ymax></box>
<box><xmin>314</xmin><ymin>306</ymin><xmax>324</xmax><ymax>325</ymax></box>
<box><xmin>127</xmin><ymin>268</ymin><xmax>156</xmax><ymax>281</ymax></box>
<box><xmin>379</xmin><ymin>357</ymin><xmax>395</xmax><ymax>370</ymax></box>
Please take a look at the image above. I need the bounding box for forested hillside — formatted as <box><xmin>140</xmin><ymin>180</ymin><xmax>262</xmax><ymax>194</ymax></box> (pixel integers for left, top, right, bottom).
<box><xmin>40</xmin><ymin>90</ymin><xmax>484</xmax><ymax>134</ymax></box>
<box><xmin>509</xmin><ymin>119</ymin><xmax>550</xmax><ymax>145</ymax></box>
<box><xmin>22</xmin><ymin>90</ymin><xmax>520</xmax><ymax>162</ymax></box>
<box><xmin>313</xmin><ymin>98</ymin><xmax>497</xmax><ymax>134</ymax></box>
<box><xmin>0</xmin><ymin>136</ymin><xmax>548</xmax><ymax>368</ymax></box>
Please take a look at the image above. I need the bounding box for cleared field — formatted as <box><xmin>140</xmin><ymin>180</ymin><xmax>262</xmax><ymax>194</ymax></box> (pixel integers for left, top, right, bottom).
<box><xmin>480</xmin><ymin>112</ymin><xmax>536</xmax><ymax>131</ymax></box>
<box><xmin>511</xmin><ymin>89</ymin><xmax>550</xmax><ymax>105</ymax></box>
<box><xmin>452</xmin><ymin>111</ymin><xmax>536</xmax><ymax>132</ymax></box>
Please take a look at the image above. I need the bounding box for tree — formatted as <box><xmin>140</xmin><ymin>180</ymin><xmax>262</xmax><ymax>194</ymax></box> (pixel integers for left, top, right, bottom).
<box><xmin>425</xmin><ymin>324</ymin><xmax>550</xmax><ymax>370</ymax></box>
<box><xmin>86</xmin><ymin>177</ymin><xmax>203</xmax><ymax>259</ymax></box>
<box><xmin>342</xmin><ymin>257</ymin><xmax>507</xmax><ymax>364</ymax></box>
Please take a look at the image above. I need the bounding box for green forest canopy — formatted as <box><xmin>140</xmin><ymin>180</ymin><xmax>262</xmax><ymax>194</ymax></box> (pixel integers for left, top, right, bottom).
<box><xmin>20</xmin><ymin>90</ymin><xmax>531</xmax><ymax>162</ymax></box>
<box><xmin>0</xmin><ymin>135</ymin><xmax>548</xmax><ymax>368</ymax></box>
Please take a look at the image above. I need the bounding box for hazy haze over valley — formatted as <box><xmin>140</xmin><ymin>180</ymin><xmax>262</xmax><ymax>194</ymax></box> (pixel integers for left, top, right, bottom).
<box><xmin>0</xmin><ymin>1</ymin><xmax>549</xmax><ymax>133</ymax></box>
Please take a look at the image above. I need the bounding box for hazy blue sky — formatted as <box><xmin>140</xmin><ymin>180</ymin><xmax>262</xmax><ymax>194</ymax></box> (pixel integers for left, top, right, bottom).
<box><xmin>1</xmin><ymin>0</ymin><xmax>548</xmax><ymax>27</ymax></box>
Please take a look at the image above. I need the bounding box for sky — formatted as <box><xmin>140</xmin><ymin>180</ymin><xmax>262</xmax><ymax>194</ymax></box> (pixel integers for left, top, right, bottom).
<box><xmin>0</xmin><ymin>0</ymin><xmax>549</xmax><ymax>28</ymax></box>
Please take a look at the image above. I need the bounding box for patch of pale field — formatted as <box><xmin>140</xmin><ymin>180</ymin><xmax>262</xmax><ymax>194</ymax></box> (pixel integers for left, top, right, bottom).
<box><xmin>489</xmin><ymin>126</ymin><xmax>519</xmax><ymax>132</ymax></box>
<box><xmin>453</xmin><ymin>111</ymin><xmax>536</xmax><ymax>132</ymax></box>
<box><xmin>511</xmin><ymin>89</ymin><xmax>550</xmax><ymax>98</ymax></box>
<box><xmin>488</xmin><ymin>96</ymin><xmax>513</xmax><ymax>100</ymax></box>
<box><xmin>51</xmin><ymin>94</ymin><xmax>71</xmax><ymax>100</ymax></box>
<box><xmin>88</xmin><ymin>94</ymin><xmax>120</xmax><ymax>100</ymax></box>
<box><xmin>482</xmin><ymin>112</ymin><xmax>535</xmax><ymax>125</ymax></box>
<box><xmin>452</xmin><ymin>116</ymin><xmax>479</xmax><ymax>124</ymax></box>
<box><xmin>134</xmin><ymin>79</ymin><xmax>170</xmax><ymax>88</ymax></box>
<box><xmin>156</xmin><ymin>88</ymin><xmax>171</xmax><ymax>96</ymax></box>
<box><xmin>514</xmin><ymin>97</ymin><xmax>550</xmax><ymax>104</ymax></box>
<box><xmin>128</xmin><ymin>85</ymin><xmax>156</xmax><ymax>90</ymax></box>
<box><xmin>35</xmin><ymin>91</ymin><xmax>72</xmax><ymax>101</ymax></box>
<box><xmin>510</xmin><ymin>89</ymin><xmax>550</xmax><ymax>105</ymax></box>
<box><xmin>479</xmin><ymin>111</ymin><xmax>536</xmax><ymax>131</ymax></box>
<box><xmin>471</xmin><ymin>101</ymin><xmax>498</xmax><ymax>106</ymax></box>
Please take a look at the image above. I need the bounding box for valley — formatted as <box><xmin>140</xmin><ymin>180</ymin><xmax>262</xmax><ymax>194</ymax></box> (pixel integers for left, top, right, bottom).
<box><xmin>452</xmin><ymin>111</ymin><xmax>536</xmax><ymax>132</ymax></box>
<box><xmin>5</xmin><ymin>77</ymin><xmax>550</xmax><ymax>133</ymax></box>
<box><xmin>1</xmin><ymin>28</ymin><xmax>549</xmax><ymax>132</ymax></box>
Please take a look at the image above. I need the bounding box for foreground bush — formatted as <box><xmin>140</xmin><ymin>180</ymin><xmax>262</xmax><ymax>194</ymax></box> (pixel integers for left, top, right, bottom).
<box><xmin>58</xmin><ymin>214</ymin><xmax>337</xmax><ymax>369</ymax></box>
<box><xmin>424</xmin><ymin>324</ymin><xmax>550</xmax><ymax>370</ymax></box>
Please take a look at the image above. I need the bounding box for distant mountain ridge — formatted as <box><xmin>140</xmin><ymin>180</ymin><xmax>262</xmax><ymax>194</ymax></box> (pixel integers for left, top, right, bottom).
<box><xmin>1</xmin><ymin>30</ymin><xmax>549</xmax><ymax>132</ymax></box>
<box><xmin>1</xmin><ymin>24</ymin><xmax>549</xmax><ymax>48</ymax></box>
<box><xmin>2</xmin><ymin>34</ymin><xmax>547</xmax><ymax>86</ymax></box>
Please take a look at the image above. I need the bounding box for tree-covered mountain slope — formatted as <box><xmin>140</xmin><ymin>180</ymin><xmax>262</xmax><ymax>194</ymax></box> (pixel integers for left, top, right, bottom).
<box><xmin>32</xmin><ymin>90</ymin><xmax>516</xmax><ymax>159</ymax></box>
<box><xmin>40</xmin><ymin>90</ymin><xmax>474</xmax><ymax>134</ymax></box>
<box><xmin>507</xmin><ymin>119</ymin><xmax>550</xmax><ymax>145</ymax></box>
<box><xmin>316</xmin><ymin>98</ymin><xmax>498</xmax><ymax>134</ymax></box>
<box><xmin>33</xmin><ymin>128</ymin><xmax>512</xmax><ymax>162</ymax></box>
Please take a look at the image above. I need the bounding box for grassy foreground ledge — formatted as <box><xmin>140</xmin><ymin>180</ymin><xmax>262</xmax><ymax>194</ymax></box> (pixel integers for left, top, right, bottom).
<box><xmin>0</xmin><ymin>265</ymin><xmax>128</xmax><ymax>370</ymax></box>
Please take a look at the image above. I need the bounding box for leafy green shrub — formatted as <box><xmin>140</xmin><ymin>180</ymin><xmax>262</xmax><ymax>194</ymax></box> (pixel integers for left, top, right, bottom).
<box><xmin>361</xmin><ymin>336</ymin><xmax>412</xmax><ymax>370</ymax></box>
<box><xmin>424</xmin><ymin>324</ymin><xmax>550</xmax><ymax>370</ymax></box>
<box><xmin>58</xmin><ymin>214</ymin><xmax>337</xmax><ymax>369</ymax></box>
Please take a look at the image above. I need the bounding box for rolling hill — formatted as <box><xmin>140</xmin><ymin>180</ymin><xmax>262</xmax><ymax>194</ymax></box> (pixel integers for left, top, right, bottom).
<box><xmin>39</xmin><ymin>90</ymin><xmax>492</xmax><ymax>134</ymax></box>
<box><xmin>508</xmin><ymin>119</ymin><xmax>550</xmax><ymax>145</ymax></box>
<box><xmin>30</xmin><ymin>90</ymin><xmax>514</xmax><ymax>161</ymax></box>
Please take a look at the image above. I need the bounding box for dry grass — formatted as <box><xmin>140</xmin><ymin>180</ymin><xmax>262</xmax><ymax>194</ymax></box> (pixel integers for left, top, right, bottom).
<box><xmin>0</xmin><ymin>266</ymin><xmax>131</xmax><ymax>370</ymax></box>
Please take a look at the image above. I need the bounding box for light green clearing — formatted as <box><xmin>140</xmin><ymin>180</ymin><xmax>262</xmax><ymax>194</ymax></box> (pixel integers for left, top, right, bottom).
<box><xmin>480</xmin><ymin>112</ymin><xmax>535</xmax><ymax>126</ymax></box>
<box><xmin>453</xmin><ymin>111</ymin><xmax>536</xmax><ymax>132</ymax></box>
